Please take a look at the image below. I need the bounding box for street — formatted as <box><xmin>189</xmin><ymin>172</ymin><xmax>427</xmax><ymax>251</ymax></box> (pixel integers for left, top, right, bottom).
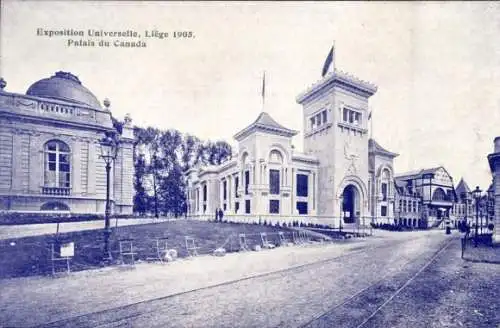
<box><xmin>1</xmin><ymin>230</ymin><xmax>498</xmax><ymax>328</ymax></box>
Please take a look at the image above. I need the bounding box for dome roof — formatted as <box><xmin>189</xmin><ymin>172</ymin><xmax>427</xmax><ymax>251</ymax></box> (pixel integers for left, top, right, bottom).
<box><xmin>26</xmin><ymin>71</ymin><xmax>101</xmax><ymax>108</ymax></box>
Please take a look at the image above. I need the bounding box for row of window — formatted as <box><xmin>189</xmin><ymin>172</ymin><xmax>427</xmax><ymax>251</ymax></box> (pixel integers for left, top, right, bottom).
<box><xmin>398</xmin><ymin>199</ymin><xmax>419</xmax><ymax>213</ymax></box>
<box><xmin>342</xmin><ymin>108</ymin><xmax>362</xmax><ymax>126</ymax></box>
<box><xmin>220</xmin><ymin>172</ymin><xmax>310</xmax><ymax>200</ymax></box>
<box><xmin>309</xmin><ymin>107</ymin><xmax>366</xmax><ymax>131</ymax></box>
<box><xmin>451</xmin><ymin>204</ymin><xmax>473</xmax><ymax>216</ymax></box>
<box><xmin>309</xmin><ymin>110</ymin><xmax>328</xmax><ymax>130</ymax></box>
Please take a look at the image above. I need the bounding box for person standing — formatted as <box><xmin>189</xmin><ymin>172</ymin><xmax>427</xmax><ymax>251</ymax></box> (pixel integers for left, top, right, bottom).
<box><xmin>460</xmin><ymin>219</ymin><xmax>470</xmax><ymax>259</ymax></box>
<box><xmin>218</xmin><ymin>208</ymin><xmax>224</xmax><ymax>222</ymax></box>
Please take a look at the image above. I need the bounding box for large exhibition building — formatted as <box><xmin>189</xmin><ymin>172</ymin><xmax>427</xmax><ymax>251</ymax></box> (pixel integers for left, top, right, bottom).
<box><xmin>0</xmin><ymin>72</ymin><xmax>134</xmax><ymax>214</ymax></box>
<box><xmin>186</xmin><ymin>67</ymin><xmax>402</xmax><ymax>228</ymax></box>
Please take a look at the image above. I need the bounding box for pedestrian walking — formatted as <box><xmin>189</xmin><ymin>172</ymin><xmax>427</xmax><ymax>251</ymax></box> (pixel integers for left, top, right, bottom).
<box><xmin>218</xmin><ymin>208</ymin><xmax>224</xmax><ymax>222</ymax></box>
<box><xmin>460</xmin><ymin>220</ymin><xmax>470</xmax><ymax>259</ymax></box>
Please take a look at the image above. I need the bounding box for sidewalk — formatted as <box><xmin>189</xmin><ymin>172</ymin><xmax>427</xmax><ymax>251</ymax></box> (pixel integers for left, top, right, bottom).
<box><xmin>0</xmin><ymin>218</ymin><xmax>173</xmax><ymax>241</ymax></box>
<box><xmin>463</xmin><ymin>243</ymin><xmax>500</xmax><ymax>264</ymax></box>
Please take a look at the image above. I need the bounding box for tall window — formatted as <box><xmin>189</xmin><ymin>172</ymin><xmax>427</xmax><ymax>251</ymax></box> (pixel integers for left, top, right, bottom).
<box><xmin>203</xmin><ymin>184</ymin><xmax>207</xmax><ymax>202</ymax></box>
<box><xmin>245</xmin><ymin>200</ymin><xmax>251</xmax><ymax>214</ymax></box>
<box><xmin>269</xmin><ymin>200</ymin><xmax>280</xmax><ymax>214</ymax></box>
<box><xmin>223</xmin><ymin>180</ymin><xmax>227</xmax><ymax>200</ymax></box>
<box><xmin>44</xmin><ymin>140</ymin><xmax>70</xmax><ymax>188</ymax></box>
<box><xmin>196</xmin><ymin>189</ymin><xmax>199</xmax><ymax>212</ymax></box>
<box><xmin>269</xmin><ymin>169</ymin><xmax>280</xmax><ymax>195</ymax></box>
<box><xmin>297</xmin><ymin>174</ymin><xmax>308</xmax><ymax>197</ymax></box>
<box><xmin>381</xmin><ymin>183</ymin><xmax>388</xmax><ymax>201</ymax></box>
<box><xmin>235</xmin><ymin>177</ymin><xmax>239</xmax><ymax>198</ymax></box>
<box><xmin>381</xmin><ymin>206</ymin><xmax>387</xmax><ymax>217</ymax></box>
<box><xmin>245</xmin><ymin>170</ymin><xmax>250</xmax><ymax>194</ymax></box>
<box><xmin>296</xmin><ymin>201</ymin><xmax>308</xmax><ymax>215</ymax></box>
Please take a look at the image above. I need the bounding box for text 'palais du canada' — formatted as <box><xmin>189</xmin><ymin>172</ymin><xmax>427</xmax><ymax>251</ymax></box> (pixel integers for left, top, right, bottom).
<box><xmin>36</xmin><ymin>28</ymin><xmax>195</xmax><ymax>48</ymax></box>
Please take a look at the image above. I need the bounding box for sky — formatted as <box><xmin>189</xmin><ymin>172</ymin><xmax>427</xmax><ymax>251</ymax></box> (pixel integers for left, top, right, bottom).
<box><xmin>1</xmin><ymin>1</ymin><xmax>499</xmax><ymax>191</ymax></box>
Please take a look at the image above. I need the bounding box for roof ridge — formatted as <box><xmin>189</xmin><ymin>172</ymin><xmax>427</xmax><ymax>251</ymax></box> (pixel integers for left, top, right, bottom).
<box><xmin>233</xmin><ymin>111</ymin><xmax>298</xmax><ymax>140</ymax></box>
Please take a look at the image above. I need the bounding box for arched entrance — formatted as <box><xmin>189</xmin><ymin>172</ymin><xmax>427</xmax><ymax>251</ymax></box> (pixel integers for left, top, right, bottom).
<box><xmin>342</xmin><ymin>184</ymin><xmax>360</xmax><ymax>224</ymax></box>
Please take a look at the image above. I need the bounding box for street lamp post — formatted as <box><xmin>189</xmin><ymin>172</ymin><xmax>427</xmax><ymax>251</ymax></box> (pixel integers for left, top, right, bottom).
<box><xmin>488</xmin><ymin>187</ymin><xmax>494</xmax><ymax>226</ymax></box>
<box><xmin>99</xmin><ymin>124</ymin><xmax>119</xmax><ymax>261</ymax></box>
<box><xmin>473</xmin><ymin>186</ymin><xmax>482</xmax><ymax>248</ymax></box>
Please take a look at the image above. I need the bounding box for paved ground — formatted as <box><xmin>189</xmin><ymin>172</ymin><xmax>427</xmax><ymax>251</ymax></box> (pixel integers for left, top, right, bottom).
<box><xmin>0</xmin><ymin>230</ymin><xmax>498</xmax><ymax>328</ymax></box>
<box><xmin>0</xmin><ymin>218</ymin><xmax>172</xmax><ymax>240</ymax></box>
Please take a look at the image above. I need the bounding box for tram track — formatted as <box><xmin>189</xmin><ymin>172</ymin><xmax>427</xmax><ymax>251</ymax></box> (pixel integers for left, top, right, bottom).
<box><xmin>297</xmin><ymin>237</ymin><xmax>455</xmax><ymax>328</ymax></box>
<box><xmin>34</xmin><ymin>235</ymin><xmax>451</xmax><ymax>328</ymax></box>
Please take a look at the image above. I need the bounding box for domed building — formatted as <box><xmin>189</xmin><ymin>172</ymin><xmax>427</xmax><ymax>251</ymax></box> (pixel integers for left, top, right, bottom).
<box><xmin>0</xmin><ymin>71</ymin><xmax>134</xmax><ymax>215</ymax></box>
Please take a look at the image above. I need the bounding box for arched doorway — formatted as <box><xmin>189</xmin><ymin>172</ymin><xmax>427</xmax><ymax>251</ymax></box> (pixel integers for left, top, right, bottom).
<box><xmin>342</xmin><ymin>184</ymin><xmax>359</xmax><ymax>224</ymax></box>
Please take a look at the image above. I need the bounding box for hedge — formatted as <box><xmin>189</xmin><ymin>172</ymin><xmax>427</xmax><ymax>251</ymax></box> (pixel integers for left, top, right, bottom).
<box><xmin>0</xmin><ymin>212</ymin><xmax>137</xmax><ymax>225</ymax></box>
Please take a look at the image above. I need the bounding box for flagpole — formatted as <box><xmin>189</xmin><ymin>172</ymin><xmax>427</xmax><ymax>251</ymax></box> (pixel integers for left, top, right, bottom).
<box><xmin>332</xmin><ymin>40</ymin><xmax>336</xmax><ymax>73</ymax></box>
<box><xmin>262</xmin><ymin>70</ymin><xmax>266</xmax><ymax>112</ymax></box>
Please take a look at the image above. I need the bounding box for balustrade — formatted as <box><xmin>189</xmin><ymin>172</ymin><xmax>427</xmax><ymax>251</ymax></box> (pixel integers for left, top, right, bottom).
<box><xmin>42</xmin><ymin>187</ymin><xmax>71</xmax><ymax>196</ymax></box>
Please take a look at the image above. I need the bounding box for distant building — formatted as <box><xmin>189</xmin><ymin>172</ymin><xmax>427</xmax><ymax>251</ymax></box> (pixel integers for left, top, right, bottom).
<box><xmin>0</xmin><ymin>72</ymin><xmax>134</xmax><ymax>214</ymax></box>
<box><xmin>394</xmin><ymin>167</ymin><xmax>456</xmax><ymax>228</ymax></box>
<box><xmin>450</xmin><ymin>178</ymin><xmax>473</xmax><ymax>226</ymax></box>
<box><xmin>487</xmin><ymin>137</ymin><xmax>500</xmax><ymax>244</ymax></box>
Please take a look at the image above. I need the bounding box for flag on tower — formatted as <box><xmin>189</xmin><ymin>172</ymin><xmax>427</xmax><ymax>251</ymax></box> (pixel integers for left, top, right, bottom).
<box><xmin>322</xmin><ymin>45</ymin><xmax>335</xmax><ymax>77</ymax></box>
<box><xmin>262</xmin><ymin>71</ymin><xmax>266</xmax><ymax>100</ymax></box>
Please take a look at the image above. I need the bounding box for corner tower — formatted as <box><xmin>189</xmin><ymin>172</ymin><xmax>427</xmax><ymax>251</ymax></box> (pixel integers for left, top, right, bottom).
<box><xmin>296</xmin><ymin>69</ymin><xmax>377</xmax><ymax>223</ymax></box>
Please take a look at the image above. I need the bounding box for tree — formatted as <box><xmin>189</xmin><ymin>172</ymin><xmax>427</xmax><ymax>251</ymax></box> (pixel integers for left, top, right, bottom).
<box><xmin>132</xmin><ymin>125</ymin><xmax>233</xmax><ymax>217</ymax></box>
<box><xmin>133</xmin><ymin>154</ymin><xmax>148</xmax><ymax>214</ymax></box>
<box><xmin>134</xmin><ymin>126</ymin><xmax>163</xmax><ymax>218</ymax></box>
<box><xmin>207</xmin><ymin>140</ymin><xmax>232</xmax><ymax>165</ymax></box>
<box><xmin>158</xmin><ymin>163</ymin><xmax>186</xmax><ymax>217</ymax></box>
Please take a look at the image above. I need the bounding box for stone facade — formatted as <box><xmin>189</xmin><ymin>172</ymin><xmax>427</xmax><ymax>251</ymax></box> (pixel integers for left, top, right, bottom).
<box><xmin>297</xmin><ymin>70</ymin><xmax>377</xmax><ymax>223</ymax></box>
<box><xmin>186</xmin><ymin>112</ymin><xmax>320</xmax><ymax>219</ymax></box>
<box><xmin>368</xmin><ymin>139</ymin><xmax>398</xmax><ymax>224</ymax></box>
<box><xmin>186</xmin><ymin>68</ymin><xmax>399</xmax><ymax>228</ymax></box>
<box><xmin>0</xmin><ymin>72</ymin><xmax>134</xmax><ymax>215</ymax></box>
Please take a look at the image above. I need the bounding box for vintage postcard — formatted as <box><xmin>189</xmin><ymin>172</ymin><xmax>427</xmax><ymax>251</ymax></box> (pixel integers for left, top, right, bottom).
<box><xmin>0</xmin><ymin>1</ymin><xmax>499</xmax><ymax>327</ymax></box>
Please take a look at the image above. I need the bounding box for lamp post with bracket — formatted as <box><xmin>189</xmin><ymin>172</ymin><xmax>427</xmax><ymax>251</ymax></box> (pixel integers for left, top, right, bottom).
<box><xmin>99</xmin><ymin>98</ymin><xmax>119</xmax><ymax>262</ymax></box>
